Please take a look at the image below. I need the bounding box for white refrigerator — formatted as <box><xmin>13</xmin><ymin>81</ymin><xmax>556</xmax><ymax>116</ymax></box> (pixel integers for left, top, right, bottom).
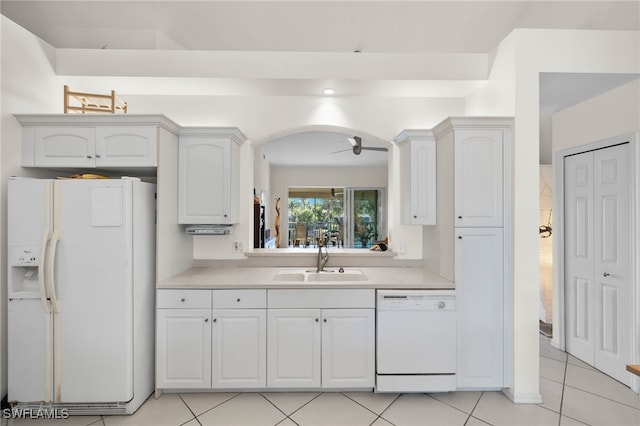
<box><xmin>7</xmin><ymin>177</ymin><xmax>156</xmax><ymax>415</ymax></box>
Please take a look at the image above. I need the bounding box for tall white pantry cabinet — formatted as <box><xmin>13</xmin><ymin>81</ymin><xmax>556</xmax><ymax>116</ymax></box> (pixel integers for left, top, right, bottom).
<box><xmin>428</xmin><ymin>117</ymin><xmax>513</xmax><ymax>390</ymax></box>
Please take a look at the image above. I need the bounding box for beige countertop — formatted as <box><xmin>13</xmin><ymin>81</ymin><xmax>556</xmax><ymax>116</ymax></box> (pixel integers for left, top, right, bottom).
<box><xmin>158</xmin><ymin>266</ymin><xmax>454</xmax><ymax>289</ymax></box>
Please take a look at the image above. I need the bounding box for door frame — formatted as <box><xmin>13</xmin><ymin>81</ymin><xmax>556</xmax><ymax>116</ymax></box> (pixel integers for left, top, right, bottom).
<box><xmin>552</xmin><ymin>132</ymin><xmax>639</xmax><ymax>392</ymax></box>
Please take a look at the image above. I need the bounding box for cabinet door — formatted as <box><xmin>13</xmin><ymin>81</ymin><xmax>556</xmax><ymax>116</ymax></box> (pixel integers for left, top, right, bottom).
<box><xmin>321</xmin><ymin>309</ymin><xmax>375</xmax><ymax>388</ymax></box>
<box><xmin>178</xmin><ymin>137</ymin><xmax>230</xmax><ymax>224</ymax></box>
<box><xmin>34</xmin><ymin>127</ymin><xmax>95</xmax><ymax>167</ymax></box>
<box><xmin>95</xmin><ymin>126</ymin><xmax>158</xmax><ymax>167</ymax></box>
<box><xmin>156</xmin><ymin>309</ymin><xmax>211</xmax><ymax>389</ymax></box>
<box><xmin>454</xmin><ymin>129</ymin><xmax>503</xmax><ymax>227</ymax></box>
<box><xmin>409</xmin><ymin>139</ymin><xmax>437</xmax><ymax>225</ymax></box>
<box><xmin>267</xmin><ymin>309</ymin><xmax>321</xmax><ymax>388</ymax></box>
<box><xmin>211</xmin><ymin>309</ymin><xmax>266</xmax><ymax>388</ymax></box>
<box><xmin>455</xmin><ymin>228</ymin><xmax>504</xmax><ymax>389</ymax></box>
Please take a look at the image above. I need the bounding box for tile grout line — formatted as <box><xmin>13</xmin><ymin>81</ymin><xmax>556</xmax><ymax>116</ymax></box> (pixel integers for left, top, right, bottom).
<box><xmin>464</xmin><ymin>391</ymin><xmax>488</xmax><ymax>426</ymax></box>
<box><xmin>374</xmin><ymin>393</ymin><xmax>403</xmax><ymax>426</ymax></box>
<box><xmin>341</xmin><ymin>391</ymin><xmax>397</xmax><ymax>420</ymax></box>
<box><xmin>425</xmin><ymin>392</ymin><xmax>479</xmax><ymax>419</ymax></box>
<box><xmin>177</xmin><ymin>393</ymin><xmax>201</xmax><ymax>426</ymax></box>
<box><xmin>259</xmin><ymin>392</ymin><xmax>294</xmax><ymax>424</ymax></box>
<box><xmin>561</xmin><ymin>382</ymin><xmax>640</xmax><ymax>412</ymax></box>
<box><xmin>186</xmin><ymin>392</ymin><xmax>241</xmax><ymax>421</ymax></box>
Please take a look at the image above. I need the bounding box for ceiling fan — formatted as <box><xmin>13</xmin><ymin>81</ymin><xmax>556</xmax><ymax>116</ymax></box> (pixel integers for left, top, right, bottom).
<box><xmin>331</xmin><ymin>136</ymin><xmax>388</xmax><ymax>155</ymax></box>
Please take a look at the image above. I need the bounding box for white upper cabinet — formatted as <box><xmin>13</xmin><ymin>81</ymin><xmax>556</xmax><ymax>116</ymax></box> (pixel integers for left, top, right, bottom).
<box><xmin>33</xmin><ymin>126</ymin><xmax>95</xmax><ymax>168</ymax></box>
<box><xmin>433</xmin><ymin>118</ymin><xmax>512</xmax><ymax>228</ymax></box>
<box><xmin>17</xmin><ymin>115</ymin><xmax>178</xmax><ymax>169</ymax></box>
<box><xmin>454</xmin><ymin>129</ymin><xmax>503</xmax><ymax>227</ymax></box>
<box><xmin>95</xmin><ymin>126</ymin><xmax>158</xmax><ymax>167</ymax></box>
<box><xmin>396</xmin><ymin>130</ymin><xmax>437</xmax><ymax>225</ymax></box>
<box><xmin>178</xmin><ymin>128</ymin><xmax>246</xmax><ymax>225</ymax></box>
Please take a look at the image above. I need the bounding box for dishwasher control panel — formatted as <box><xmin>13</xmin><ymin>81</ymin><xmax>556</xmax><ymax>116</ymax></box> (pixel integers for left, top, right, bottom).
<box><xmin>377</xmin><ymin>290</ymin><xmax>455</xmax><ymax>310</ymax></box>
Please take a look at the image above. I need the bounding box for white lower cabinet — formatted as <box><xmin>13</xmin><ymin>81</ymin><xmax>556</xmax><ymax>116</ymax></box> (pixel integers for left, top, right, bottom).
<box><xmin>455</xmin><ymin>227</ymin><xmax>504</xmax><ymax>389</ymax></box>
<box><xmin>321</xmin><ymin>309</ymin><xmax>375</xmax><ymax>388</ymax></box>
<box><xmin>211</xmin><ymin>309</ymin><xmax>267</xmax><ymax>388</ymax></box>
<box><xmin>266</xmin><ymin>307</ymin><xmax>375</xmax><ymax>389</ymax></box>
<box><xmin>267</xmin><ymin>309</ymin><xmax>322</xmax><ymax>388</ymax></box>
<box><xmin>267</xmin><ymin>289</ymin><xmax>375</xmax><ymax>390</ymax></box>
<box><xmin>156</xmin><ymin>309</ymin><xmax>212</xmax><ymax>389</ymax></box>
<box><xmin>157</xmin><ymin>289</ymin><xmax>374</xmax><ymax>391</ymax></box>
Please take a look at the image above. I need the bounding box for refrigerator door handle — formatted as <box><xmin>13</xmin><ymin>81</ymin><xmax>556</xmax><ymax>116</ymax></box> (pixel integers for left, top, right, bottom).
<box><xmin>48</xmin><ymin>230</ymin><xmax>61</xmax><ymax>314</ymax></box>
<box><xmin>51</xmin><ymin>181</ymin><xmax>62</xmax><ymax>402</ymax></box>
<box><xmin>40</xmin><ymin>180</ymin><xmax>54</xmax><ymax>403</ymax></box>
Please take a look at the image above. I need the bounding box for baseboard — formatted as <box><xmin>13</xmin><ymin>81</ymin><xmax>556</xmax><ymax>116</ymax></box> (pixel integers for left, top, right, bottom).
<box><xmin>502</xmin><ymin>387</ymin><xmax>543</xmax><ymax>404</ymax></box>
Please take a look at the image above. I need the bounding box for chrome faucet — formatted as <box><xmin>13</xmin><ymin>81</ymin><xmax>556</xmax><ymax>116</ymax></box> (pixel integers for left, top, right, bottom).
<box><xmin>317</xmin><ymin>238</ymin><xmax>329</xmax><ymax>272</ymax></box>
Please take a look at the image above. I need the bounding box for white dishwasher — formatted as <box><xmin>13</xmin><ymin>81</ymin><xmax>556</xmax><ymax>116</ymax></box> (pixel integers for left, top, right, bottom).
<box><xmin>376</xmin><ymin>289</ymin><xmax>456</xmax><ymax>392</ymax></box>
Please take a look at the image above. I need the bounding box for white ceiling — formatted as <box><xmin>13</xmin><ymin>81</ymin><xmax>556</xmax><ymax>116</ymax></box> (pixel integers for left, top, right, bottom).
<box><xmin>2</xmin><ymin>1</ymin><xmax>639</xmax><ymax>166</ymax></box>
<box><xmin>2</xmin><ymin>1</ymin><xmax>638</xmax><ymax>53</ymax></box>
<box><xmin>262</xmin><ymin>131</ymin><xmax>390</xmax><ymax>167</ymax></box>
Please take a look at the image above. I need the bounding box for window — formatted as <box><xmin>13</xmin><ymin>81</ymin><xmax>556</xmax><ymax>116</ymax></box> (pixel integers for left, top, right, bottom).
<box><xmin>287</xmin><ymin>187</ymin><xmax>385</xmax><ymax>249</ymax></box>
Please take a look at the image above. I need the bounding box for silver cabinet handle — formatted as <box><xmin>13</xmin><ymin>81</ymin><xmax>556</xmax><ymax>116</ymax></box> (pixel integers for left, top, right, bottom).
<box><xmin>603</xmin><ymin>272</ymin><xmax>611</xmax><ymax>277</ymax></box>
<box><xmin>236</xmin><ymin>298</ymin><xmax>241</xmax><ymax>302</ymax></box>
<box><xmin>438</xmin><ymin>301</ymin><xmax>446</xmax><ymax>309</ymax></box>
<box><xmin>86</xmin><ymin>155</ymin><xmax>93</xmax><ymax>159</ymax></box>
<box><xmin>95</xmin><ymin>154</ymin><xmax>101</xmax><ymax>158</ymax></box>
<box><xmin>204</xmin><ymin>318</ymin><xmax>209</xmax><ymax>322</ymax></box>
<box><xmin>180</xmin><ymin>298</ymin><xmax>186</xmax><ymax>302</ymax></box>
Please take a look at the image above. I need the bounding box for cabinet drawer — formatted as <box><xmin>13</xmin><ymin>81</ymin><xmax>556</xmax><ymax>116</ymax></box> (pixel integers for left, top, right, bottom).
<box><xmin>213</xmin><ymin>289</ymin><xmax>266</xmax><ymax>309</ymax></box>
<box><xmin>157</xmin><ymin>289</ymin><xmax>212</xmax><ymax>309</ymax></box>
<box><xmin>268</xmin><ymin>289</ymin><xmax>375</xmax><ymax>309</ymax></box>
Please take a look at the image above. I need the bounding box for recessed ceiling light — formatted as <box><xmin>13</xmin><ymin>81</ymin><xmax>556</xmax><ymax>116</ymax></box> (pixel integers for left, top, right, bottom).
<box><xmin>322</xmin><ymin>88</ymin><xmax>335</xmax><ymax>95</ymax></box>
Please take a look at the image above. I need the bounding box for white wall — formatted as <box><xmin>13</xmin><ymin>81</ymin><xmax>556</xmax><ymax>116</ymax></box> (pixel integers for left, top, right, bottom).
<box><xmin>466</xmin><ymin>29</ymin><xmax>639</xmax><ymax>403</ymax></box>
<box><xmin>552</xmin><ymin>78</ymin><xmax>640</xmax><ymax>360</ymax></box>
<box><xmin>552</xmin><ymin>79</ymin><xmax>640</xmax><ymax>153</ymax></box>
<box><xmin>0</xmin><ymin>16</ymin><xmax>62</xmax><ymax>399</ymax></box>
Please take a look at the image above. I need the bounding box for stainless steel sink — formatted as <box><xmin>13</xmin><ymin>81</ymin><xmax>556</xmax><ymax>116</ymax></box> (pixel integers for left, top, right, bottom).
<box><xmin>273</xmin><ymin>268</ymin><xmax>368</xmax><ymax>282</ymax></box>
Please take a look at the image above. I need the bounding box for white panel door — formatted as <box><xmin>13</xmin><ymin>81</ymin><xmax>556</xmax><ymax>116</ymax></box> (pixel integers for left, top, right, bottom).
<box><xmin>455</xmin><ymin>227</ymin><xmax>504</xmax><ymax>389</ymax></box>
<box><xmin>156</xmin><ymin>309</ymin><xmax>212</xmax><ymax>389</ymax></box>
<box><xmin>593</xmin><ymin>144</ymin><xmax>631</xmax><ymax>385</ymax></box>
<box><xmin>564</xmin><ymin>143</ymin><xmax>631</xmax><ymax>386</ymax></box>
<box><xmin>564</xmin><ymin>152</ymin><xmax>595</xmax><ymax>364</ymax></box>
<box><xmin>454</xmin><ymin>129</ymin><xmax>503</xmax><ymax>227</ymax></box>
<box><xmin>321</xmin><ymin>309</ymin><xmax>375</xmax><ymax>388</ymax></box>
<box><xmin>211</xmin><ymin>309</ymin><xmax>267</xmax><ymax>388</ymax></box>
<box><xmin>267</xmin><ymin>309</ymin><xmax>321</xmax><ymax>388</ymax></box>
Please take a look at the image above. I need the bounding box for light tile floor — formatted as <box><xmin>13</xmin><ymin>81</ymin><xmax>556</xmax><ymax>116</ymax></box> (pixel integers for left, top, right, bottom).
<box><xmin>5</xmin><ymin>335</ymin><xmax>640</xmax><ymax>425</ymax></box>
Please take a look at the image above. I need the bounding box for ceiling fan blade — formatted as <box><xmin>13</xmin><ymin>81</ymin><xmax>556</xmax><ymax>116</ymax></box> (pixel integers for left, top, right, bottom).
<box><xmin>361</xmin><ymin>147</ymin><xmax>388</xmax><ymax>152</ymax></box>
<box><xmin>346</xmin><ymin>137</ymin><xmax>359</xmax><ymax>147</ymax></box>
<box><xmin>330</xmin><ymin>148</ymin><xmax>352</xmax><ymax>154</ymax></box>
